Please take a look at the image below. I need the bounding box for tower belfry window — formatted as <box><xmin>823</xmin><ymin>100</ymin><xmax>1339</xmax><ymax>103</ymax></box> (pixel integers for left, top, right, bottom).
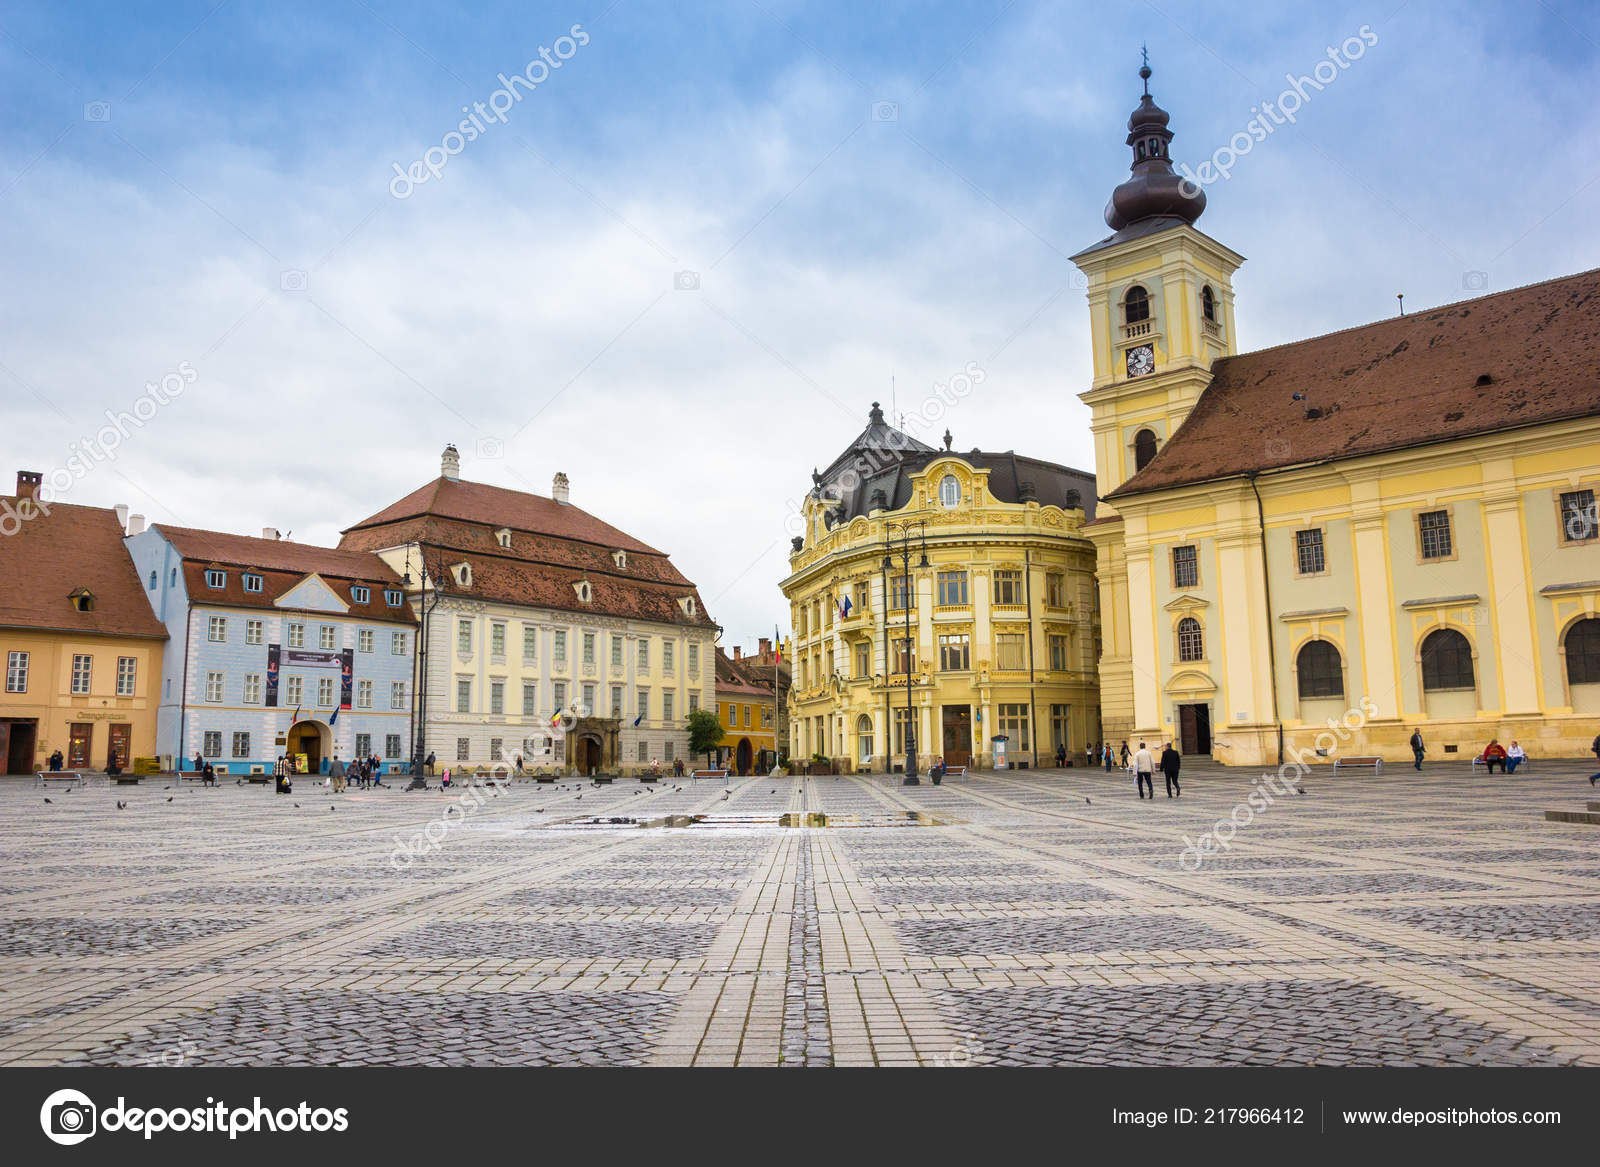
<box><xmin>1201</xmin><ymin>286</ymin><xmax>1217</xmax><ymax>322</ymax></box>
<box><xmin>1124</xmin><ymin>286</ymin><xmax>1150</xmax><ymax>324</ymax></box>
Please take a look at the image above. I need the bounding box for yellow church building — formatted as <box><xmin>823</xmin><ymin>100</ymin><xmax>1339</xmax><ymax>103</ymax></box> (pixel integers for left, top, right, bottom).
<box><xmin>1078</xmin><ymin>64</ymin><xmax>1600</xmax><ymax>765</ymax></box>
<box><xmin>782</xmin><ymin>407</ymin><xmax>1101</xmax><ymax>774</ymax></box>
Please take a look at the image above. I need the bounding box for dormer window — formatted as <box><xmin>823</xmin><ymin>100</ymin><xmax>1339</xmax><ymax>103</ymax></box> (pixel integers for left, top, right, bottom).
<box><xmin>70</xmin><ymin>588</ymin><xmax>95</xmax><ymax>612</ymax></box>
<box><xmin>205</xmin><ymin>569</ymin><xmax>226</xmax><ymax>589</ymax></box>
<box><xmin>939</xmin><ymin>474</ymin><xmax>960</xmax><ymax>508</ymax></box>
<box><xmin>243</xmin><ymin>572</ymin><xmax>263</xmax><ymax>593</ymax></box>
<box><xmin>1124</xmin><ymin>285</ymin><xmax>1150</xmax><ymax>324</ymax></box>
<box><xmin>451</xmin><ymin>562</ymin><xmax>472</xmax><ymax>588</ymax></box>
<box><xmin>148</xmin><ymin>571</ymin><xmax>157</xmax><ymax>591</ymax></box>
<box><xmin>351</xmin><ymin>585</ymin><xmax>371</xmax><ymax>604</ymax></box>
<box><xmin>495</xmin><ymin>528</ymin><xmax>512</xmax><ymax>549</ymax></box>
<box><xmin>1201</xmin><ymin>285</ymin><xmax>1217</xmax><ymax>322</ymax></box>
<box><xmin>678</xmin><ymin>596</ymin><xmax>697</xmax><ymax>618</ymax></box>
<box><xmin>384</xmin><ymin>588</ymin><xmax>403</xmax><ymax>607</ymax></box>
<box><xmin>574</xmin><ymin>580</ymin><xmax>592</xmax><ymax>602</ymax></box>
<box><xmin>612</xmin><ymin>549</ymin><xmax>627</xmax><ymax>569</ymax></box>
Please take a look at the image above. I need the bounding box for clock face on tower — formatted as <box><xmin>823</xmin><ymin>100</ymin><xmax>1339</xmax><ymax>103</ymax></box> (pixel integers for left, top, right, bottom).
<box><xmin>1125</xmin><ymin>344</ymin><xmax>1155</xmax><ymax>377</ymax></box>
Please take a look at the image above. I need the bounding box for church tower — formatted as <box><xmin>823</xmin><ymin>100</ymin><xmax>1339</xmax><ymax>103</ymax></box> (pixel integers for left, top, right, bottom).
<box><xmin>1075</xmin><ymin>59</ymin><xmax>1244</xmax><ymax>745</ymax></box>
<box><xmin>1073</xmin><ymin>58</ymin><xmax>1245</xmax><ymax>496</ymax></box>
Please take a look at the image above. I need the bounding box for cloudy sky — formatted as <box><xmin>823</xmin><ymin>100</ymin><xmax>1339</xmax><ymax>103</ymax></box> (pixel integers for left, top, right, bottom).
<box><xmin>3</xmin><ymin>0</ymin><xmax>1597</xmax><ymax>647</ymax></box>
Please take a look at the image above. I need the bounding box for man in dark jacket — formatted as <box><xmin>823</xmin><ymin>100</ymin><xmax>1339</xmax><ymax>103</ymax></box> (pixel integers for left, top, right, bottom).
<box><xmin>1160</xmin><ymin>742</ymin><xmax>1181</xmax><ymax>797</ymax></box>
<box><xmin>1409</xmin><ymin>729</ymin><xmax>1425</xmax><ymax>771</ymax></box>
<box><xmin>1590</xmin><ymin>732</ymin><xmax>1599</xmax><ymax>786</ymax></box>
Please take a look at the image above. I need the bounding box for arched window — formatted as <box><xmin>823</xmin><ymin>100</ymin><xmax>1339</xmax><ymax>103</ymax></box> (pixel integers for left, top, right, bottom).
<box><xmin>1566</xmin><ymin>617</ymin><xmax>1600</xmax><ymax>684</ymax></box>
<box><xmin>856</xmin><ymin>714</ymin><xmax>874</xmax><ymax>763</ymax></box>
<box><xmin>1134</xmin><ymin>429</ymin><xmax>1158</xmax><ymax>471</ymax></box>
<box><xmin>1201</xmin><ymin>285</ymin><xmax>1216</xmax><ymax>322</ymax></box>
<box><xmin>939</xmin><ymin>474</ymin><xmax>960</xmax><ymax>508</ymax></box>
<box><xmin>1420</xmin><ymin>628</ymin><xmax>1474</xmax><ymax>691</ymax></box>
<box><xmin>1124</xmin><ymin>285</ymin><xmax>1150</xmax><ymax>324</ymax></box>
<box><xmin>1296</xmin><ymin>640</ymin><xmax>1344</xmax><ymax>699</ymax></box>
<box><xmin>1177</xmin><ymin>617</ymin><xmax>1204</xmax><ymax>662</ymax></box>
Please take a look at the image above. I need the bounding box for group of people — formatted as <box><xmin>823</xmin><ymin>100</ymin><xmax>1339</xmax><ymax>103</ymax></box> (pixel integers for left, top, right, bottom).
<box><xmin>1081</xmin><ymin>740</ymin><xmax>1181</xmax><ymax>798</ymax></box>
<box><xmin>272</xmin><ymin>752</ymin><xmax>386</xmax><ymax>795</ymax></box>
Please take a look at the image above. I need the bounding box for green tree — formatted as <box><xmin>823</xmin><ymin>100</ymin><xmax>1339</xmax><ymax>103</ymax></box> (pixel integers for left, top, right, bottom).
<box><xmin>685</xmin><ymin>708</ymin><xmax>724</xmax><ymax>767</ymax></box>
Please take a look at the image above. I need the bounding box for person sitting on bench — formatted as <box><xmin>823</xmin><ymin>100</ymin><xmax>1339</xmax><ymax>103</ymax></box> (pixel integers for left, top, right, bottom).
<box><xmin>201</xmin><ymin>760</ymin><xmax>216</xmax><ymax>786</ymax></box>
<box><xmin>1505</xmin><ymin>741</ymin><xmax>1526</xmax><ymax>774</ymax></box>
<box><xmin>1480</xmin><ymin>739</ymin><xmax>1508</xmax><ymax>773</ymax></box>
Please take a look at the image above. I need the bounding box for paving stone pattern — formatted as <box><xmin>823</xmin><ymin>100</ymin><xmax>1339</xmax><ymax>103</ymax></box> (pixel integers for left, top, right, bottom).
<box><xmin>3</xmin><ymin>761</ymin><xmax>1598</xmax><ymax>1066</ymax></box>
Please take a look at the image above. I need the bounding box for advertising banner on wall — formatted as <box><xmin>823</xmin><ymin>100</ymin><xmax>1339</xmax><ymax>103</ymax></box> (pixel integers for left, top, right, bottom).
<box><xmin>265</xmin><ymin>643</ymin><xmax>281</xmax><ymax>707</ymax></box>
<box><xmin>340</xmin><ymin>648</ymin><xmax>354</xmax><ymax>709</ymax></box>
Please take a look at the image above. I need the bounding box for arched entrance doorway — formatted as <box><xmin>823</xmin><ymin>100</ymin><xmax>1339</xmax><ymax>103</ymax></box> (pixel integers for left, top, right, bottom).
<box><xmin>735</xmin><ymin>738</ymin><xmax>752</xmax><ymax>776</ymax></box>
<box><xmin>287</xmin><ymin>720</ymin><xmax>331</xmax><ymax>773</ymax></box>
<box><xmin>578</xmin><ymin>735</ymin><xmax>603</xmax><ymax>776</ymax></box>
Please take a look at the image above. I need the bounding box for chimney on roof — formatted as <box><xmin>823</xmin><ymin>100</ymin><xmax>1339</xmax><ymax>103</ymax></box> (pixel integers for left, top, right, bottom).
<box><xmin>759</xmin><ymin>637</ymin><xmax>771</xmax><ymax>656</ymax></box>
<box><xmin>15</xmin><ymin>470</ymin><xmax>41</xmax><ymax>500</ymax></box>
<box><xmin>441</xmin><ymin>444</ymin><xmax>460</xmax><ymax>482</ymax></box>
<box><xmin>733</xmin><ymin>646</ymin><xmax>742</xmax><ymax>661</ymax></box>
<box><xmin>261</xmin><ymin>527</ymin><xmax>280</xmax><ymax>540</ymax></box>
<box><xmin>114</xmin><ymin>503</ymin><xmax>129</xmax><ymax>529</ymax></box>
<box><xmin>126</xmin><ymin>514</ymin><xmax>145</xmax><ymax>535</ymax></box>
<box><xmin>552</xmin><ymin>472</ymin><xmax>570</xmax><ymax>505</ymax></box>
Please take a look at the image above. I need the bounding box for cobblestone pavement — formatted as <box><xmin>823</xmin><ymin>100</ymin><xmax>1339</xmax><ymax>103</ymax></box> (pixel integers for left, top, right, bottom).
<box><xmin>2</xmin><ymin>761</ymin><xmax>1597</xmax><ymax>1067</ymax></box>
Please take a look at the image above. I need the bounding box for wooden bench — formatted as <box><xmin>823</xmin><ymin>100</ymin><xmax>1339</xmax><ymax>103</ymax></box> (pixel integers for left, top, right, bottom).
<box><xmin>36</xmin><ymin>770</ymin><xmax>85</xmax><ymax>789</ymax></box>
<box><xmin>944</xmin><ymin>765</ymin><xmax>967</xmax><ymax>781</ymax></box>
<box><xmin>1333</xmin><ymin>756</ymin><xmax>1383</xmax><ymax>774</ymax></box>
<box><xmin>691</xmin><ymin>769</ymin><xmax>730</xmax><ymax>782</ymax></box>
<box><xmin>176</xmin><ymin>770</ymin><xmax>220</xmax><ymax>785</ymax></box>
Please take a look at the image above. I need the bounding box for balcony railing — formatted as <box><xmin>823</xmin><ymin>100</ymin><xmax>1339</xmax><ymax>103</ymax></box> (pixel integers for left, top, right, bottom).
<box><xmin>1122</xmin><ymin>320</ymin><xmax>1153</xmax><ymax>340</ymax></box>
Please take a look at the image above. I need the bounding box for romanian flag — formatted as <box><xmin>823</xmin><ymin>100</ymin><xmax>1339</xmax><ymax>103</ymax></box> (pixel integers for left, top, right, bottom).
<box><xmin>550</xmin><ymin>710</ymin><xmax>563</xmax><ymax>729</ymax></box>
<box><xmin>773</xmin><ymin>627</ymin><xmax>782</xmax><ymax>664</ymax></box>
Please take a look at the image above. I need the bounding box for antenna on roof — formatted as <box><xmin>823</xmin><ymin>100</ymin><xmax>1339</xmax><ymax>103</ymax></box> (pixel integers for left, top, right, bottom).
<box><xmin>890</xmin><ymin>372</ymin><xmax>897</xmax><ymax>429</ymax></box>
<box><xmin>1396</xmin><ymin>293</ymin><xmax>1405</xmax><ymax>316</ymax></box>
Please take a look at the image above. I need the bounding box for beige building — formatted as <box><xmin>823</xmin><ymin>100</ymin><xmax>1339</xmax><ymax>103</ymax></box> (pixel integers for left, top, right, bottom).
<box><xmin>782</xmin><ymin>406</ymin><xmax>1100</xmax><ymax>773</ymax></box>
<box><xmin>340</xmin><ymin>448</ymin><xmax>718</xmax><ymax>774</ymax></box>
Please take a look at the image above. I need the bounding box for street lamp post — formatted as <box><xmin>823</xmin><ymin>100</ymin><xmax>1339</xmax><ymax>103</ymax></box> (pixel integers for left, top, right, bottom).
<box><xmin>883</xmin><ymin>520</ymin><xmax>928</xmax><ymax>785</ymax></box>
<box><xmin>404</xmin><ymin>544</ymin><xmax>444</xmax><ymax>781</ymax></box>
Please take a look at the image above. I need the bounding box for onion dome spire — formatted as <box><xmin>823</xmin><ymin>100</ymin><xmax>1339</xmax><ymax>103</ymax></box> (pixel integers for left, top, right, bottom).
<box><xmin>1103</xmin><ymin>53</ymin><xmax>1206</xmax><ymax>231</ymax></box>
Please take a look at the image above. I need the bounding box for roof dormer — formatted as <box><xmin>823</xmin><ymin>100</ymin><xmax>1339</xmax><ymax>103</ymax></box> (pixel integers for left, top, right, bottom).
<box><xmin>573</xmin><ymin>578</ymin><xmax>593</xmax><ymax>603</ymax></box>
<box><xmin>678</xmin><ymin>596</ymin><xmax>697</xmax><ymax>618</ymax></box>
<box><xmin>451</xmin><ymin>562</ymin><xmax>473</xmax><ymax>588</ymax></box>
<box><xmin>69</xmin><ymin>587</ymin><xmax>95</xmax><ymax>612</ymax></box>
<box><xmin>612</xmin><ymin>549</ymin><xmax>627</xmax><ymax>569</ymax></box>
<box><xmin>494</xmin><ymin>527</ymin><xmax>512</xmax><ymax>549</ymax></box>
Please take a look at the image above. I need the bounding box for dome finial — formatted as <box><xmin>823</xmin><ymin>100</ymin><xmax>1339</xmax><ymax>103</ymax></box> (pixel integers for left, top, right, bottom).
<box><xmin>1140</xmin><ymin>44</ymin><xmax>1151</xmax><ymax>95</ymax></box>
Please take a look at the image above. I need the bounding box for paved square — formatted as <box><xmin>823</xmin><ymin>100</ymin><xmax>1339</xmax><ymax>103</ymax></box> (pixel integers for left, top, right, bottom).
<box><xmin>1</xmin><ymin>762</ymin><xmax>1596</xmax><ymax>1067</ymax></box>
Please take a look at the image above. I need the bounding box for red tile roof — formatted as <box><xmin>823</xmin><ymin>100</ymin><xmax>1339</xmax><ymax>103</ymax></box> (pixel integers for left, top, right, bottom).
<box><xmin>159</xmin><ymin>526</ymin><xmax>405</xmax><ymax>582</ymax></box>
<box><xmin>338</xmin><ymin>477</ymin><xmax>715</xmax><ymax>628</ymax></box>
<box><xmin>344</xmin><ymin>477</ymin><xmax>664</xmax><ymax>555</ymax></box>
<box><xmin>155</xmin><ymin>526</ymin><xmax>415</xmax><ymax>626</ymax></box>
<box><xmin>0</xmin><ymin>499</ymin><xmax>167</xmax><ymax>640</ymax></box>
<box><xmin>1108</xmin><ymin>268</ymin><xmax>1600</xmax><ymax>499</ymax></box>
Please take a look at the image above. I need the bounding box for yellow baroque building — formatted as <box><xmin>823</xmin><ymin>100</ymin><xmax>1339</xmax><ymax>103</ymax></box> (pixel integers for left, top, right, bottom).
<box><xmin>1077</xmin><ymin>68</ymin><xmax>1600</xmax><ymax>765</ymax></box>
<box><xmin>782</xmin><ymin>406</ymin><xmax>1101</xmax><ymax>773</ymax></box>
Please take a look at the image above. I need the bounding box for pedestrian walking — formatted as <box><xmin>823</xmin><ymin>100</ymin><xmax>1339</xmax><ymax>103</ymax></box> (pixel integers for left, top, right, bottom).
<box><xmin>329</xmin><ymin>754</ymin><xmax>346</xmax><ymax>793</ymax></box>
<box><xmin>1103</xmin><ymin>743</ymin><xmax>1114</xmax><ymax>772</ymax></box>
<box><xmin>1160</xmin><ymin>741</ymin><xmax>1181</xmax><ymax>798</ymax></box>
<box><xmin>425</xmin><ymin>751</ymin><xmax>436</xmax><ymax>777</ymax></box>
<box><xmin>274</xmin><ymin>754</ymin><xmax>293</xmax><ymax>795</ymax></box>
<box><xmin>1409</xmin><ymin>728</ymin><xmax>1425</xmax><ymax>772</ymax></box>
<box><xmin>1589</xmin><ymin>731</ymin><xmax>1600</xmax><ymax>786</ymax></box>
<box><xmin>191</xmin><ymin>751</ymin><xmax>204</xmax><ymax>774</ymax></box>
<box><xmin>1133</xmin><ymin>741</ymin><xmax>1155</xmax><ymax>800</ymax></box>
<box><xmin>1056</xmin><ymin>743</ymin><xmax>1067</xmax><ymax>768</ymax></box>
<box><xmin>1119</xmin><ymin>741</ymin><xmax>1131</xmax><ymax>770</ymax></box>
